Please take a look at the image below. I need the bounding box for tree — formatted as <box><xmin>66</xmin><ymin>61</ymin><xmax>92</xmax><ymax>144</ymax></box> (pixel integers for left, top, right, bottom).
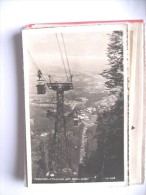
<box><xmin>85</xmin><ymin>31</ymin><xmax>124</xmax><ymax>181</ymax></box>
<box><xmin>99</xmin><ymin>31</ymin><xmax>124</xmax><ymax>180</ymax></box>
<box><xmin>101</xmin><ymin>31</ymin><xmax>124</xmax><ymax>94</ymax></box>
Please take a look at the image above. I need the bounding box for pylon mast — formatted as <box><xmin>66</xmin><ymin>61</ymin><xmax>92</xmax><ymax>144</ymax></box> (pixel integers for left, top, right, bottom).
<box><xmin>47</xmin><ymin>75</ymin><xmax>73</xmax><ymax>177</ymax></box>
<box><xmin>35</xmin><ymin>33</ymin><xmax>74</xmax><ymax>177</ymax></box>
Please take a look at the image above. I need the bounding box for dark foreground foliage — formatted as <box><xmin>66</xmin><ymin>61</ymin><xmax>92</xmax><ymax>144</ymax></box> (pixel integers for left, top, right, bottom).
<box><xmin>85</xmin><ymin>93</ymin><xmax>124</xmax><ymax>181</ymax></box>
<box><xmin>85</xmin><ymin>31</ymin><xmax>124</xmax><ymax>181</ymax></box>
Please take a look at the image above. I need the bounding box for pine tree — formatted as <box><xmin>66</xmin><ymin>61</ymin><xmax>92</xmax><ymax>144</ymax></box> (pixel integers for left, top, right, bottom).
<box><xmin>101</xmin><ymin>31</ymin><xmax>124</xmax><ymax>94</ymax></box>
<box><xmin>85</xmin><ymin>31</ymin><xmax>124</xmax><ymax>181</ymax></box>
<box><xmin>100</xmin><ymin>31</ymin><xmax>124</xmax><ymax>180</ymax></box>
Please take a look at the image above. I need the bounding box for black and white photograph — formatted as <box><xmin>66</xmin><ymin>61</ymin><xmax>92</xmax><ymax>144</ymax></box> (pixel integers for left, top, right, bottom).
<box><xmin>22</xmin><ymin>24</ymin><xmax>128</xmax><ymax>184</ymax></box>
<box><xmin>1</xmin><ymin>0</ymin><xmax>145</xmax><ymax>194</ymax></box>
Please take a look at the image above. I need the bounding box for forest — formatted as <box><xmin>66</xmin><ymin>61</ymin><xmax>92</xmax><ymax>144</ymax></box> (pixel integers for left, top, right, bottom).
<box><xmin>85</xmin><ymin>31</ymin><xmax>124</xmax><ymax>181</ymax></box>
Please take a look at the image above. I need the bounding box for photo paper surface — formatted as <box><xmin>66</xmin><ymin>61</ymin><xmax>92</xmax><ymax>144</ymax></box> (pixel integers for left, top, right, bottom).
<box><xmin>22</xmin><ymin>24</ymin><xmax>128</xmax><ymax>185</ymax></box>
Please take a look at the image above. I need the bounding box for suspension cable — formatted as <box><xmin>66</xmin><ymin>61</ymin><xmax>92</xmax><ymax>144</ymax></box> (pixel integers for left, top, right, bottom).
<box><xmin>60</xmin><ymin>34</ymin><xmax>76</xmax><ymax>101</ymax></box>
<box><xmin>55</xmin><ymin>34</ymin><xmax>68</xmax><ymax>80</ymax></box>
<box><xmin>61</xmin><ymin>33</ymin><xmax>72</xmax><ymax>77</ymax></box>
<box><xmin>27</xmin><ymin>50</ymin><xmax>55</xmax><ymax>100</ymax></box>
<box><xmin>27</xmin><ymin>50</ymin><xmax>39</xmax><ymax>71</ymax></box>
<box><xmin>27</xmin><ymin>50</ymin><xmax>45</xmax><ymax>80</ymax></box>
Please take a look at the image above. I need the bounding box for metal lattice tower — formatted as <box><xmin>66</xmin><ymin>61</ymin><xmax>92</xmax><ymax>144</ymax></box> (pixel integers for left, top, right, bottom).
<box><xmin>35</xmin><ymin>33</ymin><xmax>74</xmax><ymax>177</ymax></box>
<box><xmin>47</xmin><ymin>76</ymin><xmax>73</xmax><ymax>177</ymax></box>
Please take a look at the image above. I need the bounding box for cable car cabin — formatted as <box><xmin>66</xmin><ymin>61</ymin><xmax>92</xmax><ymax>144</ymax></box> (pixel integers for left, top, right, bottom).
<box><xmin>36</xmin><ymin>82</ymin><xmax>46</xmax><ymax>94</ymax></box>
<box><xmin>74</xmin><ymin>117</ymin><xmax>79</xmax><ymax>126</ymax></box>
<box><xmin>46</xmin><ymin>109</ymin><xmax>55</xmax><ymax>118</ymax></box>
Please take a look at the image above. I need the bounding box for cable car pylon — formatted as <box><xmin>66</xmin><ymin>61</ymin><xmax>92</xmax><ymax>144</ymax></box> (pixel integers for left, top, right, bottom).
<box><xmin>36</xmin><ymin>33</ymin><xmax>74</xmax><ymax>178</ymax></box>
<box><xmin>47</xmin><ymin>75</ymin><xmax>73</xmax><ymax>177</ymax></box>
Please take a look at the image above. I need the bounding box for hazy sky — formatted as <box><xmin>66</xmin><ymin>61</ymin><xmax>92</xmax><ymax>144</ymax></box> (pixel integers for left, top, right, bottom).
<box><xmin>23</xmin><ymin>26</ymin><xmax>111</xmax><ymax>81</ymax></box>
<box><xmin>22</xmin><ymin>24</ymin><xmax>125</xmax><ymax>95</ymax></box>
